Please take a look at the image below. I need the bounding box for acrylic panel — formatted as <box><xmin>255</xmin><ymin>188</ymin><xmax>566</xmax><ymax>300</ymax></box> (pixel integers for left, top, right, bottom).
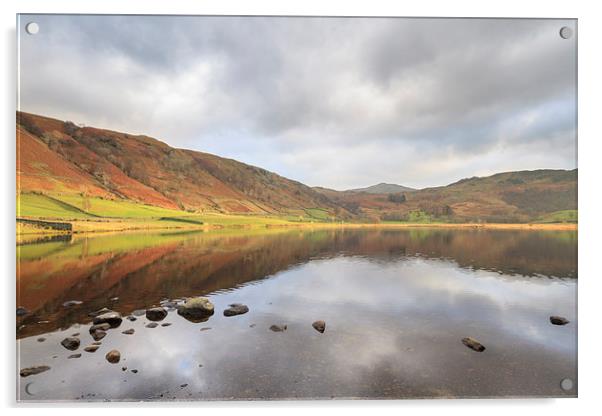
<box><xmin>16</xmin><ymin>15</ymin><xmax>577</xmax><ymax>401</ymax></box>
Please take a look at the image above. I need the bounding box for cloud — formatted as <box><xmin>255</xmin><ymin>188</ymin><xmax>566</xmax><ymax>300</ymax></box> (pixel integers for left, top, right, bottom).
<box><xmin>19</xmin><ymin>16</ymin><xmax>576</xmax><ymax>189</ymax></box>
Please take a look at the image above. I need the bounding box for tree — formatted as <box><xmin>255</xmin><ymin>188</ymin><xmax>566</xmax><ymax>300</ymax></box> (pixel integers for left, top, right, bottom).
<box><xmin>387</xmin><ymin>193</ymin><xmax>406</xmax><ymax>204</ymax></box>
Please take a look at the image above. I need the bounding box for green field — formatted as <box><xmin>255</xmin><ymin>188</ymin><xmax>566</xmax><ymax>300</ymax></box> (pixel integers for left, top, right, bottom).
<box><xmin>17</xmin><ymin>193</ymin><xmax>94</xmax><ymax>220</ymax></box>
<box><xmin>17</xmin><ymin>193</ymin><xmax>304</xmax><ymax>234</ymax></box>
<box><xmin>535</xmin><ymin>210</ymin><xmax>578</xmax><ymax>223</ymax></box>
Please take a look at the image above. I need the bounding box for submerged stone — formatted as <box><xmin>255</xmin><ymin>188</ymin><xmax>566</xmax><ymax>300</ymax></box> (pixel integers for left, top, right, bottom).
<box><xmin>61</xmin><ymin>337</ymin><xmax>80</xmax><ymax>351</ymax></box>
<box><xmin>92</xmin><ymin>311</ymin><xmax>122</xmax><ymax>328</ymax></box>
<box><xmin>20</xmin><ymin>365</ymin><xmax>50</xmax><ymax>377</ymax></box>
<box><xmin>106</xmin><ymin>350</ymin><xmax>121</xmax><ymax>364</ymax></box>
<box><xmin>63</xmin><ymin>300</ymin><xmax>83</xmax><ymax>307</ymax></box>
<box><xmin>462</xmin><ymin>337</ymin><xmax>486</xmax><ymax>352</ymax></box>
<box><xmin>550</xmin><ymin>316</ymin><xmax>570</xmax><ymax>325</ymax></box>
<box><xmin>269</xmin><ymin>324</ymin><xmax>287</xmax><ymax>332</ymax></box>
<box><xmin>312</xmin><ymin>320</ymin><xmax>326</xmax><ymax>333</ymax></box>
<box><xmin>91</xmin><ymin>329</ymin><xmax>107</xmax><ymax>341</ymax></box>
<box><xmin>146</xmin><ymin>307</ymin><xmax>168</xmax><ymax>321</ymax></box>
<box><xmin>223</xmin><ymin>303</ymin><xmax>249</xmax><ymax>317</ymax></box>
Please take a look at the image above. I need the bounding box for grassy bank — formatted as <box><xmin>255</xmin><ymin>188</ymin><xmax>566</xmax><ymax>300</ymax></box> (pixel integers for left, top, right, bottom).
<box><xmin>16</xmin><ymin>192</ymin><xmax>577</xmax><ymax>236</ymax></box>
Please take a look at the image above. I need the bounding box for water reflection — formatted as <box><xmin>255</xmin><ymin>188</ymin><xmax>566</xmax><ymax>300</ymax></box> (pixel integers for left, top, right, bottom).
<box><xmin>16</xmin><ymin>228</ymin><xmax>577</xmax><ymax>400</ymax></box>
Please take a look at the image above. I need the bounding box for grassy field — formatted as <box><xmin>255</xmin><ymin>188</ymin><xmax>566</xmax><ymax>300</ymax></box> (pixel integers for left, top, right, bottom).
<box><xmin>16</xmin><ymin>192</ymin><xmax>578</xmax><ymax>236</ymax></box>
<box><xmin>16</xmin><ymin>193</ymin><xmax>307</xmax><ymax>235</ymax></box>
<box><xmin>535</xmin><ymin>210</ymin><xmax>578</xmax><ymax>223</ymax></box>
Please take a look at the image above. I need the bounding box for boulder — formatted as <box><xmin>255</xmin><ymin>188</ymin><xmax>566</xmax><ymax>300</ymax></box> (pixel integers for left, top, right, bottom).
<box><xmin>37</xmin><ymin>337</ymin><xmax>46</xmax><ymax>342</ymax></box>
<box><xmin>92</xmin><ymin>311</ymin><xmax>122</xmax><ymax>328</ymax></box>
<box><xmin>106</xmin><ymin>350</ymin><xmax>120</xmax><ymax>364</ymax></box>
<box><xmin>177</xmin><ymin>297</ymin><xmax>215</xmax><ymax>322</ymax></box>
<box><xmin>84</xmin><ymin>345</ymin><xmax>100</xmax><ymax>353</ymax></box>
<box><xmin>20</xmin><ymin>365</ymin><xmax>50</xmax><ymax>377</ymax></box>
<box><xmin>161</xmin><ymin>323</ymin><xmax>172</xmax><ymax>327</ymax></box>
<box><xmin>462</xmin><ymin>337</ymin><xmax>486</xmax><ymax>352</ymax></box>
<box><xmin>61</xmin><ymin>337</ymin><xmax>80</xmax><ymax>351</ymax></box>
<box><xmin>146</xmin><ymin>322</ymin><xmax>158</xmax><ymax>328</ymax></box>
<box><xmin>146</xmin><ymin>307</ymin><xmax>168</xmax><ymax>321</ymax></box>
<box><xmin>312</xmin><ymin>320</ymin><xmax>326</xmax><ymax>333</ymax></box>
<box><xmin>550</xmin><ymin>316</ymin><xmax>570</xmax><ymax>325</ymax></box>
<box><xmin>68</xmin><ymin>354</ymin><xmax>81</xmax><ymax>359</ymax></box>
<box><xmin>122</xmin><ymin>328</ymin><xmax>135</xmax><ymax>335</ymax></box>
<box><xmin>223</xmin><ymin>303</ymin><xmax>249</xmax><ymax>317</ymax></box>
<box><xmin>127</xmin><ymin>315</ymin><xmax>137</xmax><ymax>322</ymax></box>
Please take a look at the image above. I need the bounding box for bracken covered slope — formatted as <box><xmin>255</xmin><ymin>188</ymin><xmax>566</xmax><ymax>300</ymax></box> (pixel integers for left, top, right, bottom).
<box><xmin>17</xmin><ymin>112</ymin><xmax>343</xmax><ymax>216</ymax></box>
<box><xmin>316</xmin><ymin>169</ymin><xmax>577</xmax><ymax>223</ymax></box>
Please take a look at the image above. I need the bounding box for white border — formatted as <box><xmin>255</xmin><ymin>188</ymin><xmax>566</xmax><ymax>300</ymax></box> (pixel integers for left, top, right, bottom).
<box><xmin>2</xmin><ymin>1</ymin><xmax>601</xmax><ymax>415</ymax></box>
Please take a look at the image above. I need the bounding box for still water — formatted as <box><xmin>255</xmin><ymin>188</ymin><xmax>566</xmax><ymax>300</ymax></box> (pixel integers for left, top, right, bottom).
<box><xmin>16</xmin><ymin>227</ymin><xmax>577</xmax><ymax>401</ymax></box>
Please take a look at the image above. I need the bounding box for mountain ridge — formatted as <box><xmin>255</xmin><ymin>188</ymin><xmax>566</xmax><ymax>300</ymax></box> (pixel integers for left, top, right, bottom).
<box><xmin>347</xmin><ymin>183</ymin><xmax>417</xmax><ymax>194</ymax></box>
<box><xmin>17</xmin><ymin>111</ymin><xmax>577</xmax><ymax>224</ymax></box>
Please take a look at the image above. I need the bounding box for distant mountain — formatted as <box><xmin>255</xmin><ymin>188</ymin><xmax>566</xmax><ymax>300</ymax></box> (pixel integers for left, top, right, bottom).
<box><xmin>347</xmin><ymin>183</ymin><xmax>416</xmax><ymax>194</ymax></box>
<box><xmin>315</xmin><ymin>170</ymin><xmax>577</xmax><ymax>223</ymax></box>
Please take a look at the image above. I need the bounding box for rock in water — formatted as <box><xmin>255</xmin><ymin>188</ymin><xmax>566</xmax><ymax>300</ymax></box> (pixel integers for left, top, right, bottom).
<box><xmin>106</xmin><ymin>350</ymin><xmax>121</xmax><ymax>364</ymax></box>
<box><xmin>312</xmin><ymin>320</ymin><xmax>326</xmax><ymax>333</ymax></box>
<box><xmin>122</xmin><ymin>328</ymin><xmax>135</xmax><ymax>335</ymax></box>
<box><xmin>63</xmin><ymin>300</ymin><xmax>83</xmax><ymax>307</ymax></box>
<box><xmin>91</xmin><ymin>330</ymin><xmax>107</xmax><ymax>341</ymax></box>
<box><xmin>269</xmin><ymin>324</ymin><xmax>287</xmax><ymax>332</ymax></box>
<box><xmin>146</xmin><ymin>322</ymin><xmax>158</xmax><ymax>328</ymax></box>
<box><xmin>84</xmin><ymin>345</ymin><xmax>100</xmax><ymax>353</ymax></box>
<box><xmin>462</xmin><ymin>337</ymin><xmax>486</xmax><ymax>352</ymax></box>
<box><xmin>132</xmin><ymin>309</ymin><xmax>146</xmax><ymax>317</ymax></box>
<box><xmin>20</xmin><ymin>365</ymin><xmax>50</xmax><ymax>377</ymax></box>
<box><xmin>89</xmin><ymin>323</ymin><xmax>110</xmax><ymax>333</ymax></box>
<box><xmin>126</xmin><ymin>315</ymin><xmax>137</xmax><ymax>321</ymax></box>
<box><xmin>68</xmin><ymin>354</ymin><xmax>81</xmax><ymax>359</ymax></box>
<box><xmin>92</xmin><ymin>311</ymin><xmax>123</xmax><ymax>328</ymax></box>
<box><xmin>161</xmin><ymin>323</ymin><xmax>171</xmax><ymax>327</ymax></box>
<box><xmin>146</xmin><ymin>307</ymin><xmax>168</xmax><ymax>321</ymax></box>
<box><xmin>61</xmin><ymin>337</ymin><xmax>80</xmax><ymax>351</ymax></box>
<box><xmin>550</xmin><ymin>316</ymin><xmax>570</xmax><ymax>325</ymax></box>
<box><xmin>223</xmin><ymin>304</ymin><xmax>249</xmax><ymax>317</ymax></box>
<box><xmin>177</xmin><ymin>297</ymin><xmax>215</xmax><ymax>322</ymax></box>
<box><xmin>37</xmin><ymin>337</ymin><xmax>46</xmax><ymax>342</ymax></box>
<box><xmin>88</xmin><ymin>307</ymin><xmax>112</xmax><ymax>317</ymax></box>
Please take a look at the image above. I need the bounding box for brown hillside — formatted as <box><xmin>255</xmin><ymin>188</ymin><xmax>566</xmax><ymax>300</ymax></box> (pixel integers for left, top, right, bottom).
<box><xmin>316</xmin><ymin>169</ymin><xmax>577</xmax><ymax>223</ymax></box>
<box><xmin>17</xmin><ymin>112</ymin><xmax>344</xmax><ymax>215</ymax></box>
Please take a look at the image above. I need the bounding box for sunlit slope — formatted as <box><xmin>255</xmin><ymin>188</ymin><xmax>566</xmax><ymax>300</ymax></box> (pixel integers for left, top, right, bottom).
<box><xmin>17</xmin><ymin>112</ymin><xmax>344</xmax><ymax>217</ymax></box>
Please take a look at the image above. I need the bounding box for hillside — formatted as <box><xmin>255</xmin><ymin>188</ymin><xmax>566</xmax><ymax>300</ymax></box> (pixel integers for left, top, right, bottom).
<box><xmin>17</xmin><ymin>111</ymin><xmax>577</xmax><ymax>226</ymax></box>
<box><xmin>315</xmin><ymin>169</ymin><xmax>577</xmax><ymax>223</ymax></box>
<box><xmin>17</xmin><ymin>112</ymin><xmax>346</xmax><ymax>220</ymax></box>
<box><xmin>347</xmin><ymin>183</ymin><xmax>417</xmax><ymax>194</ymax></box>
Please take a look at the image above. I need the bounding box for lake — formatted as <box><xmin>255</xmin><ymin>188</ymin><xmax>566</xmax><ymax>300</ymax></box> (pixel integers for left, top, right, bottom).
<box><xmin>16</xmin><ymin>227</ymin><xmax>577</xmax><ymax>401</ymax></box>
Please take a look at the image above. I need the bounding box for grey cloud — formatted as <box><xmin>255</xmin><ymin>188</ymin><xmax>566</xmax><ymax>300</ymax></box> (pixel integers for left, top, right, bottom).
<box><xmin>19</xmin><ymin>15</ymin><xmax>576</xmax><ymax>189</ymax></box>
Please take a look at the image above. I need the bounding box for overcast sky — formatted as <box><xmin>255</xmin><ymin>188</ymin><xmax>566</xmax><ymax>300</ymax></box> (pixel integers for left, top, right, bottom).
<box><xmin>19</xmin><ymin>16</ymin><xmax>576</xmax><ymax>189</ymax></box>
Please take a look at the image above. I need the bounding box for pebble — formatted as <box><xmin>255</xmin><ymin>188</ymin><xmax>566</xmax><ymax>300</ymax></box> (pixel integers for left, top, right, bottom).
<box><xmin>106</xmin><ymin>350</ymin><xmax>121</xmax><ymax>364</ymax></box>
